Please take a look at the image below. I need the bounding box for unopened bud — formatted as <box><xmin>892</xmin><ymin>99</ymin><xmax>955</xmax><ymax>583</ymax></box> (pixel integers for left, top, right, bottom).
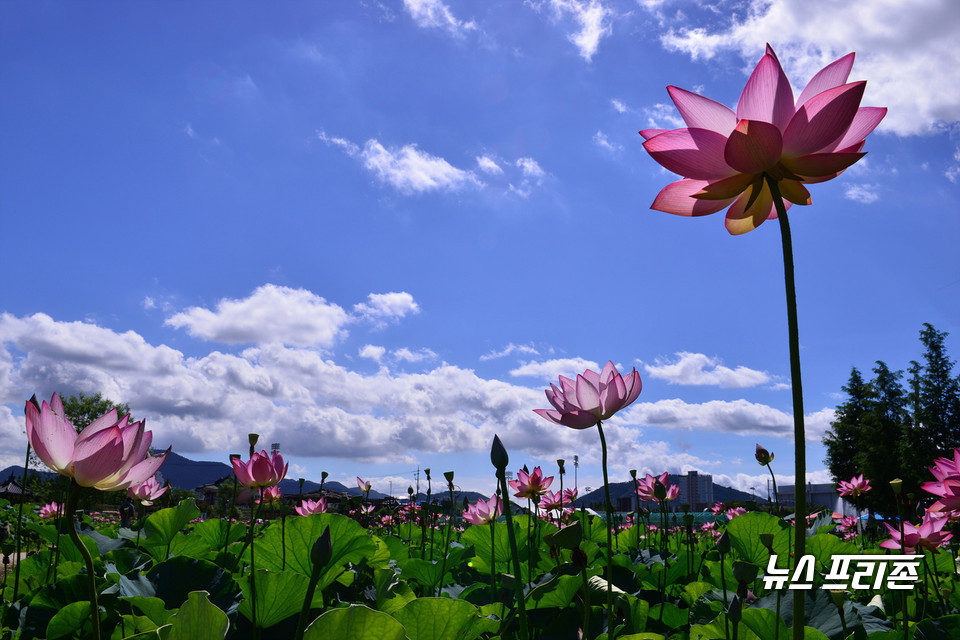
<box><xmin>727</xmin><ymin>595</ymin><xmax>742</xmax><ymax>623</ymax></box>
<box><xmin>755</xmin><ymin>443</ymin><xmax>773</xmax><ymax>466</ymax></box>
<box><xmin>654</xmin><ymin>479</ymin><xmax>667</xmax><ymax>501</ymax></box>
<box><xmin>407</xmin><ymin>486</ymin><xmax>414</xmax><ymax>496</ymax></box>
<box><xmin>759</xmin><ymin>533</ymin><xmax>775</xmax><ymax>552</ymax></box>
<box><xmin>828</xmin><ymin>589</ymin><xmax>846</xmax><ymax>609</ymax></box>
<box><xmin>717</xmin><ymin>530</ymin><xmax>731</xmax><ymax>555</ymax></box>
<box><xmin>890</xmin><ymin>478</ymin><xmax>903</xmax><ymax>495</ymax></box>
<box><xmin>311</xmin><ymin>527</ymin><xmax>332</xmax><ymax>568</ymax></box>
<box><xmin>490</xmin><ymin>435</ymin><xmax>509</xmax><ymax>469</ymax></box>
<box><xmin>733</xmin><ymin>560</ymin><xmax>759</xmax><ymax>584</ymax></box>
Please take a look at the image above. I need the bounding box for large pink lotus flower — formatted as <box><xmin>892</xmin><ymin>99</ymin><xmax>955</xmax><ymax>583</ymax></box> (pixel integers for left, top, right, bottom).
<box><xmin>837</xmin><ymin>474</ymin><xmax>872</xmax><ymax>498</ymax></box>
<box><xmin>881</xmin><ymin>513</ymin><xmax>953</xmax><ymax>554</ymax></box>
<box><xmin>232</xmin><ymin>449</ymin><xmax>287</xmax><ymax>489</ymax></box>
<box><xmin>295</xmin><ymin>497</ymin><xmax>327</xmax><ymax>516</ymax></box>
<box><xmin>927</xmin><ymin>448</ymin><xmax>960</xmax><ymax>481</ymax></box>
<box><xmin>641</xmin><ymin>45</ymin><xmax>885</xmax><ymax>235</ymax></box>
<box><xmin>534</xmin><ymin>361</ymin><xmax>642</xmax><ymax>429</ymax></box>
<box><xmin>25</xmin><ymin>393</ymin><xmax>170</xmax><ymax>491</ymax></box>
<box><xmin>462</xmin><ymin>494</ymin><xmax>502</xmax><ymax>526</ymax></box>
<box><xmin>39</xmin><ymin>501</ymin><xmax>59</xmax><ymax>519</ymax></box>
<box><xmin>922</xmin><ymin>476</ymin><xmax>960</xmax><ymax>517</ymax></box>
<box><xmin>508</xmin><ymin>466</ymin><xmax>554</xmax><ymax>499</ymax></box>
<box><xmin>127</xmin><ymin>475</ymin><xmax>168</xmax><ymax>506</ymax></box>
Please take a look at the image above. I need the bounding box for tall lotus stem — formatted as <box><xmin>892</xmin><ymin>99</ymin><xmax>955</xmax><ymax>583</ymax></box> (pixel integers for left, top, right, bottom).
<box><xmin>490</xmin><ymin>515</ymin><xmax>497</xmax><ymax>602</ymax></box>
<box><xmin>295</xmin><ymin>527</ymin><xmax>331</xmax><ymax>640</ymax></box>
<box><xmin>248</xmin><ymin>490</ymin><xmax>265</xmax><ymax>639</ymax></box>
<box><xmin>66</xmin><ymin>480</ymin><xmax>101</xmax><ymax>640</ymax></box>
<box><xmin>12</xmin><ymin>397</ymin><xmax>36</xmax><ymax>604</ymax></box>
<box><xmin>596</xmin><ymin>421</ymin><xmax>616</xmax><ymax>638</ymax></box>
<box><xmin>436</xmin><ymin>472</ymin><xmax>455</xmax><ymax>597</ymax></box>
<box><xmin>491</xmin><ymin>435</ymin><xmax>528</xmax><ymax>640</ymax></box>
<box><xmin>426</xmin><ymin>469</ymin><xmax>434</xmax><ymax>561</ymax></box>
<box><xmin>767</xmin><ymin>176</ymin><xmax>806</xmax><ymax>640</ymax></box>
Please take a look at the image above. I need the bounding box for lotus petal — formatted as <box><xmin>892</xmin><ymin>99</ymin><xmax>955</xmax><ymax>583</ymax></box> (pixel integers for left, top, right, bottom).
<box><xmin>652</xmin><ymin>179</ymin><xmax>735</xmax><ymax>216</ymax></box>
<box><xmin>668</xmin><ymin>86</ymin><xmax>737</xmax><ymax>136</ymax></box>
<box><xmin>783</xmin><ymin>82</ymin><xmax>865</xmax><ymax>156</ymax></box>
<box><xmin>724</xmin><ymin>119</ymin><xmax>783</xmax><ymax>174</ymax></box>
<box><xmin>795</xmin><ymin>52</ymin><xmax>855</xmax><ymax>108</ymax></box>
<box><xmin>737</xmin><ymin>53</ymin><xmax>795</xmax><ymax>131</ymax></box>
<box><xmin>643</xmin><ymin>128</ymin><xmax>733</xmax><ymax>180</ymax></box>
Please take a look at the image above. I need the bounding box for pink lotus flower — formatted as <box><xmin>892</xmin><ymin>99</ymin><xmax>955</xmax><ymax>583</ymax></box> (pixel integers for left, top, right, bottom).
<box><xmin>39</xmin><ymin>501</ymin><xmax>59</xmax><ymax>519</ymax></box>
<box><xmin>641</xmin><ymin>45</ymin><xmax>885</xmax><ymax>235</ymax></box>
<box><xmin>534</xmin><ymin>361</ymin><xmax>642</xmax><ymax>429</ymax></box>
<box><xmin>837</xmin><ymin>474</ymin><xmax>872</xmax><ymax>498</ymax></box>
<box><xmin>508</xmin><ymin>466</ymin><xmax>554</xmax><ymax>499</ymax></box>
<box><xmin>256</xmin><ymin>485</ymin><xmax>282</xmax><ymax>504</ymax></box>
<box><xmin>562</xmin><ymin>487</ymin><xmax>578</xmax><ymax>504</ymax></box>
<box><xmin>928</xmin><ymin>449</ymin><xmax>960</xmax><ymax>481</ymax></box>
<box><xmin>636</xmin><ymin>472</ymin><xmax>674</xmax><ymax>501</ymax></box>
<box><xmin>711</xmin><ymin>502</ymin><xmax>726</xmax><ymax>515</ymax></box>
<box><xmin>360</xmin><ymin>504</ymin><xmax>375</xmax><ymax>515</ymax></box>
<box><xmin>540</xmin><ymin>490</ymin><xmax>565</xmax><ymax>513</ymax></box>
<box><xmin>232</xmin><ymin>449</ymin><xmax>287</xmax><ymax>489</ymax></box>
<box><xmin>357</xmin><ymin>477</ymin><xmax>371</xmax><ymax>493</ymax></box>
<box><xmin>25</xmin><ymin>393</ymin><xmax>170</xmax><ymax>491</ymax></box>
<box><xmin>725</xmin><ymin>507</ymin><xmax>747</xmax><ymax>519</ymax></box>
<box><xmin>127</xmin><ymin>475</ymin><xmax>168</xmax><ymax>506</ymax></box>
<box><xmin>922</xmin><ymin>476</ymin><xmax>960</xmax><ymax>517</ymax></box>
<box><xmin>295</xmin><ymin>497</ymin><xmax>327</xmax><ymax>516</ymax></box>
<box><xmin>881</xmin><ymin>513</ymin><xmax>953</xmax><ymax>554</ymax></box>
<box><xmin>462</xmin><ymin>494</ymin><xmax>503</xmax><ymax>526</ymax></box>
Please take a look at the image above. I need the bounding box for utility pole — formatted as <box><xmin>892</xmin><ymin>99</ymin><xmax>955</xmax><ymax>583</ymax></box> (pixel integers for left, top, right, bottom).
<box><xmin>574</xmin><ymin>455</ymin><xmax>579</xmax><ymax>491</ymax></box>
<box><xmin>415</xmin><ymin>466</ymin><xmax>420</xmax><ymax>498</ymax></box>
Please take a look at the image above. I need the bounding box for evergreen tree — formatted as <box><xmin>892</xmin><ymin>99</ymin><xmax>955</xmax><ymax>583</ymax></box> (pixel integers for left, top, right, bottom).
<box><xmin>858</xmin><ymin>361</ymin><xmax>906</xmax><ymax>517</ymax></box>
<box><xmin>916</xmin><ymin>323</ymin><xmax>960</xmax><ymax>453</ymax></box>
<box><xmin>823</xmin><ymin>367</ymin><xmax>872</xmax><ymax>484</ymax></box>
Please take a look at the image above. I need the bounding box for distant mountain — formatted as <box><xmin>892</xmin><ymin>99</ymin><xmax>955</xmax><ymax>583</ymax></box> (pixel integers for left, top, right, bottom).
<box><xmin>0</xmin><ymin>466</ymin><xmax>57</xmax><ymax>484</ymax></box>
<box><xmin>571</xmin><ymin>480</ymin><xmax>766</xmax><ymax>511</ymax></box>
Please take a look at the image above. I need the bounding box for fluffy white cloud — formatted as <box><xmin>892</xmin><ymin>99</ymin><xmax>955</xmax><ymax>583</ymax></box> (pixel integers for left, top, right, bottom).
<box><xmin>318</xmin><ymin>131</ymin><xmax>481</xmax><ymax>195</ymax></box>
<box><xmin>593</xmin><ymin>130</ymin><xmax>622</xmax><ymax>152</ymax></box>
<box><xmin>392</xmin><ymin>347</ymin><xmax>437</xmax><ymax>362</ymax></box>
<box><xmin>403</xmin><ymin>0</ymin><xmax>477</xmax><ymax>37</ymax></box>
<box><xmin>622</xmin><ymin>398</ymin><xmax>835</xmax><ymax>443</ymax></box>
<box><xmin>476</xmin><ymin>155</ymin><xmax>504</xmax><ymax>175</ymax></box>
<box><xmin>353</xmin><ymin>292</ymin><xmax>420</xmax><ymax>328</ymax></box>
<box><xmin>359</xmin><ymin>344</ymin><xmax>387</xmax><ymax>362</ymax></box>
<box><xmin>538</xmin><ymin>0</ymin><xmax>614</xmax><ymax>61</ymax></box>
<box><xmin>164</xmin><ymin>284</ymin><xmax>350</xmax><ymax>347</ymax></box>
<box><xmin>509</xmin><ymin>357</ymin><xmax>601</xmax><ymax>380</ymax></box>
<box><xmin>479</xmin><ymin>342</ymin><xmax>540</xmax><ymax>361</ymax></box>
<box><xmin>642</xmin><ymin>352</ymin><xmax>771</xmax><ymax>388</ymax></box>
<box><xmin>655</xmin><ymin>0</ymin><xmax>960</xmax><ymax>135</ymax></box>
<box><xmin>516</xmin><ymin>157</ymin><xmax>545</xmax><ymax>178</ymax></box>
<box><xmin>844</xmin><ymin>184</ymin><xmax>880</xmax><ymax>204</ymax></box>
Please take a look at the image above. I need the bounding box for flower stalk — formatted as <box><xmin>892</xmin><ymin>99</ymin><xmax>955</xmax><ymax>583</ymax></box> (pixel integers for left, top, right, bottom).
<box><xmin>66</xmin><ymin>480</ymin><xmax>101</xmax><ymax>640</ymax></box>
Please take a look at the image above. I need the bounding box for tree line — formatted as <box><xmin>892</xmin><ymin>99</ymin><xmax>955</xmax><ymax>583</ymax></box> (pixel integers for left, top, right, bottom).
<box><xmin>823</xmin><ymin>323</ymin><xmax>960</xmax><ymax>518</ymax></box>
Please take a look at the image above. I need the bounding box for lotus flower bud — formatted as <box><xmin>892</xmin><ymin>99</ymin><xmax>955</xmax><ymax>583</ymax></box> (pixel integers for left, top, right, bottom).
<box><xmin>755</xmin><ymin>444</ymin><xmax>773</xmax><ymax>466</ymax></box>
<box><xmin>490</xmin><ymin>435</ymin><xmax>509</xmax><ymax>470</ymax></box>
<box><xmin>717</xmin><ymin>530</ymin><xmax>731</xmax><ymax>554</ymax></box>
<box><xmin>733</xmin><ymin>560</ymin><xmax>759</xmax><ymax>584</ymax></box>
<box><xmin>557</xmin><ymin>459</ymin><xmax>565</xmax><ymax>475</ymax></box>
<box><xmin>890</xmin><ymin>478</ymin><xmax>903</xmax><ymax>495</ymax></box>
<box><xmin>424</xmin><ymin>468</ymin><xmax>431</xmax><ymax>480</ymax></box>
<box><xmin>654</xmin><ymin>479</ymin><xmax>667</xmax><ymax>501</ymax></box>
<box><xmin>828</xmin><ymin>589</ymin><xmax>846</xmax><ymax>609</ymax></box>
<box><xmin>311</xmin><ymin>526</ymin><xmax>332</xmax><ymax>569</ymax></box>
<box><xmin>28</xmin><ymin>394</ymin><xmax>40</xmax><ymax>411</ymax></box>
<box><xmin>727</xmin><ymin>595</ymin><xmax>742</xmax><ymax>623</ymax></box>
<box><xmin>759</xmin><ymin>533</ymin><xmax>775</xmax><ymax>552</ymax></box>
<box><xmin>407</xmin><ymin>486</ymin><xmax>414</xmax><ymax>496</ymax></box>
<box><xmin>321</xmin><ymin>471</ymin><xmax>329</xmax><ymax>480</ymax></box>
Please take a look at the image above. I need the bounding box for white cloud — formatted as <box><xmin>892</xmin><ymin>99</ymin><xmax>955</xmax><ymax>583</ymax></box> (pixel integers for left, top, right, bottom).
<box><xmin>540</xmin><ymin>0</ymin><xmax>614</xmax><ymax>61</ymax></box>
<box><xmin>361</xmin><ymin>139</ymin><xmax>481</xmax><ymax>194</ymax></box>
<box><xmin>947</xmin><ymin>166</ymin><xmax>960</xmax><ymax>184</ymax></box>
<box><xmin>476</xmin><ymin>155</ymin><xmax>504</xmax><ymax>175</ymax></box>
<box><xmin>593</xmin><ymin>130</ymin><xmax>622</xmax><ymax>152</ymax></box>
<box><xmin>359</xmin><ymin>344</ymin><xmax>387</xmax><ymax>362</ymax></box>
<box><xmin>142</xmin><ymin>296</ymin><xmax>157</xmax><ymax>310</ymax></box>
<box><xmin>403</xmin><ymin>0</ymin><xmax>477</xmax><ymax>37</ymax></box>
<box><xmin>622</xmin><ymin>398</ymin><xmax>835</xmax><ymax>443</ymax></box>
<box><xmin>642</xmin><ymin>352</ymin><xmax>771</xmax><ymax>388</ymax></box>
<box><xmin>392</xmin><ymin>347</ymin><xmax>437</xmax><ymax>362</ymax></box>
<box><xmin>611</xmin><ymin>98</ymin><xmax>629</xmax><ymax>114</ymax></box>
<box><xmin>642</xmin><ymin>103</ymin><xmax>684</xmax><ymax>130</ymax></box>
<box><xmin>509</xmin><ymin>357</ymin><xmax>601</xmax><ymax>380</ymax></box>
<box><xmin>480</xmin><ymin>342</ymin><xmax>540</xmax><ymax>361</ymax></box>
<box><xmin>317</xmin><ymin>130</ymin><xmax>360</xmax><ymax>155</ymax></box>
<box><xmin>843</xmin><ymin>183</ymin><xmax>880</xmax><ymax>204</ymax></box>
<box><xmin>516</xmin><ymin>157</ymin><xmax>545</xmax><ymax>178</ymax></box>
<box><xmin>656</xmin><ymin>0</ymin><xmax>960</xmax><ymax>135</ymax></box>
<box><xmin>164</xmin><ymin>284</ymin><xmax>350</xmax><ymax>347</ymax></box>
<box><xmin>352</xmin><ymin>292</ymin><xmax>420</xmax><ymax>328</ymax></box>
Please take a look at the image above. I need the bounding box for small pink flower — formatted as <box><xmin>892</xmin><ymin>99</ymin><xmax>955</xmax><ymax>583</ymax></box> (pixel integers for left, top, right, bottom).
<box><xmin>881</xmin><ymin>513</ymin><xmax>953</xmax><ymax>554</ymax></box>
<box><xmin>127</xmin><ymin>475</ymin><xmax>168</xmax><ymax>506</ymax></box>
<box><xmin>357</xmin><ymin>477</ymin><xmax>371</xmax><ymax>492</ymax></box>
<box><xmin>711</xmin><ymin>502</ymin><xmax>726</xmax><ymax>515</ymax></box>
<box><xmin>508</xmin><ymin>466</ymin><xmax>553</xmax><ymax>499</ymax></box>
<box><xmin>232</xmin><ymin>449</ymin><xmax>287</xmax><ymax>489</ymax></box>
<box><xmin>534</xmin><ymin>361</ymin><xmax>642</xmax><ymax>429</ymax></box>
<box><xmin>256</xmin><ymin>485</ymin><xmax>282</xmax><ymax>504</ymax></box>
<box><xmin>562</xmin><ymin>487</ymin><xmax>578</xmax><ymax>504</ymax></box>
<box><xmin>725</xmin><ymin>507</ymin><xmax>747</xmax><ymax>519</ymax></box>
<box><xmin>636</xmin><ymin>472</ymin><xmax>679</xmax><ymax>502</ymax></box>
<box><xmin>837</xmin><ymin>474</ymin><xmax>871</xmax><ymax>498</ymax></box>
<box><xmin>540</xmin><ymin>490</ymin><xmax>565</xmax><ymax>513</ymax></box>
<box><xmin>463</xmin><ymin>495</ymin><xmax>503</xmax><ymax>526</ymax></box>
<box><xmin>295</xmin><ymin>497</ymin><xmax>327</xmax><ymax>516</ymax></box>
<box><xmin>39</xmin><ymin>501</ymin><xmax>59</xmax><ymax>519</ymax></box>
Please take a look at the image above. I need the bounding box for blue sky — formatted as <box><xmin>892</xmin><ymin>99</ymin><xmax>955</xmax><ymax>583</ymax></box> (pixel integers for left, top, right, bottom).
<box><xmin>2</xmin><ymin>0</ymin><xmax>958</xmax><ymax>500</ymax></box>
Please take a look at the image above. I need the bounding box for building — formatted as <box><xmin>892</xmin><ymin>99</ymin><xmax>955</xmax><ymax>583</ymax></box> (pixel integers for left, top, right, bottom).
<box><xmin>778</xmin><ymin>483</ymin><xmax>853</xmax><ymax>516</ymax></box>
<box><xmin>629</xmin><ymin>471</ymin><xmax>715</xmax><ymax>512</ymax></box>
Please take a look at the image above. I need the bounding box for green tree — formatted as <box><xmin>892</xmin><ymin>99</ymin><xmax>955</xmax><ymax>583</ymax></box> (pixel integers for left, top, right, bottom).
<box><xmin>916</xmin><ymin>323</ymin><xmax>960</xmax><ymax>452</ymax></box>
<box><xmin>60</xmin><ymin>391</ymin><xmax>133</xmax><ymax>431</ymax></box>
<box><xmin>857</xmin><ymin>361</ymin><xmax>907</xmax><ymax>517</ymax></box>
<box><xmin>823</xmin><ymin>366</ymin><xmax>872</xmax><ymax>483</ymax></box>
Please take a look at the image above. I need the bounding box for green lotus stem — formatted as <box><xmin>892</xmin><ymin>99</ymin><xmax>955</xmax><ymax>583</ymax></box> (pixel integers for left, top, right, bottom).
<box><xmin>719</xmin><ymin>552</ymin><xmax>729</xmax><ymax>640</ymax></box>
<box><xmin>926</xmin><ymin>553</ymin><xmax>946</xmax><ymax>609</ymax></box>
<box><xmin>11</xmin><ymin>441</ymin><xmax>31</xmax><ymax>603</ymax></box>
<box><xmin>767</xmin><ymin>176</ymin><xmax>807</xmax><ymax>640</ymax></box>
<box><xmin>580</xmin><ymin>564</ymin><xmax>591</xmax><ymax>639</ymax></box>
<box><xmin>765</xmin><ymin>462</ymin><xmax>780</xmax><ymax>516</ymax></box>
<box><xmin>282</xmin><ymin>512</ymin><xmax>287</xmax><ymax>570</ymax></box>
<box><xmin>490</xmin><ymin>518</ymin><xmax>497</xmax><ymax>602</ymax></box>
<box><xmin>66</xmin><ymin>480</ymin><xmax>101</xmax><ymax>640</ymax></box>
<box><xmin>596</xmin><ymin>421</ymin><xmax>616</xmax><ymax>639</ymax></box>
<box><xmin>496</xmin><ymin>467</ymin><xmax>529</xmax><ymax>640</ymax></box>
<box><xmin>248</xmin><ymin>489</ymin><xmax>265</xmax><ymax>640</ymax></box>
<box><xmin>436</xmin><ymin>483</ymin><xmax>455</xmax><ymax>597</ymax></box>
